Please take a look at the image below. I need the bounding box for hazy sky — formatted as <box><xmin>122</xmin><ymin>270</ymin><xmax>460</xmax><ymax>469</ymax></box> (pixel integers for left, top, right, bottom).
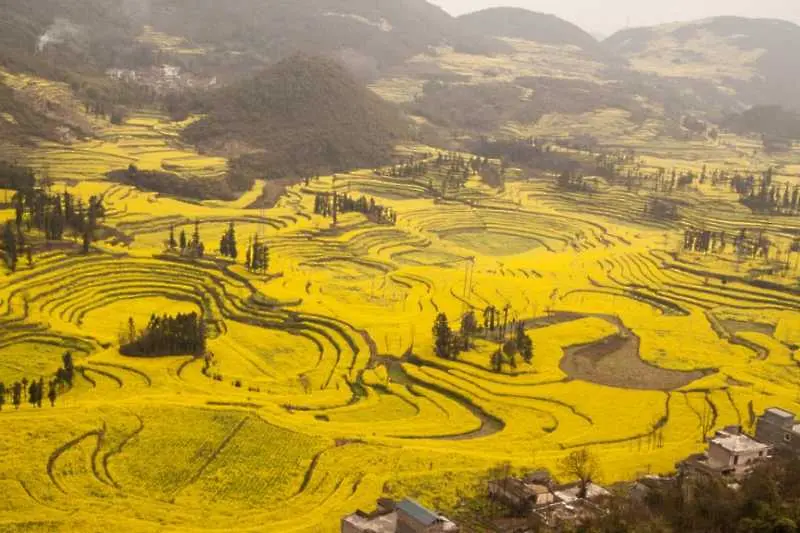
<box><xmin>431</xmin><ymin>0</ymin><xmax>800</xmax><ymax>36</ymax></box>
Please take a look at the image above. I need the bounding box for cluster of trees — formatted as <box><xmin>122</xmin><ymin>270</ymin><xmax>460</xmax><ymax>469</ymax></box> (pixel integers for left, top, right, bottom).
<box><xmin>313</xmin><ymin>192</ymin><xmax>397</xmax><ymax>225</ymax></box>
<box><xmin>0</xmin><ymin>352</ymin><xmax>73</xmax><ymax>412</ymax></box>
<box><xmin>167</xmin><ymin>221</ymin><xmax>205</xmax><ymax>258</ymax></box>
<box><xmin>0</xmin><ymin>161</ymin><xmax>36</xmax><ymax>190</ymax></box>
<box><xmin>682</xmin><ymin>228</ymin><xmax>773</xmax><ymax>260</ymax></box>
<box><xmin>2</xmin><ymin>188</ymin><xmax>103</xmax><ymax>271</ymax></box>
<box><xmin>120</xmin><ymin>313</ymin><xmax>206</xmax><ymax>357</ymax></box>
<box><xmin>244</xmin><ymin>235</ymin><xmax>270</xmax><ymax>274</ymax></box>
<box><xmin>432</xmin><ymin>307</ymin><xmax>534</xmax><ymax>371</ymax></box>
<box><xmin>557</xmin><ymin>172</ymin><xmax>593</xmax><ymax>192</ymax></box>
<box><xmin>731</xmin><ymin>170</ymin><xmax>800</xmax><ymax>215</ymax></box>
<box><xmin>566</xmin><ymin>454</ymin><xmax>800</xmax><ymax>533</ymax></box>
<box><xmin>109</xmin><ymin>165</ymin><xmax>241</xmax><ymax>202</ymax></box>
<box><xmin>643</xmin><ymin>198</ymin><xmax>679</xmax><ymax>220</ymax></box>
<box><xmin>219</xmin><ymin>222</ymin><xmax>238</xmax><ymax>260</ymax></box>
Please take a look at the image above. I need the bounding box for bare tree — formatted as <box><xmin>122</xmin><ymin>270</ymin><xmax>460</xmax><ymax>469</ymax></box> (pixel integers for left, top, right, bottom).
<box><xmin>559</xmin><ymin>449</ymin><xmax>600</xmax><ymax>499</ymax></box>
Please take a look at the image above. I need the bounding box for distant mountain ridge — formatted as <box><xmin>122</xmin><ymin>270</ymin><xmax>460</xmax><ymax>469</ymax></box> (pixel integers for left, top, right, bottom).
<box><xmin>457</xmin><ymin>7</ymin><xmax>602</xmax><ymax>55</ymax></box>
<box><xmin>605</xmin><ymin>16</ymin><xmax>800</xmax><ymax>111</ymax></box>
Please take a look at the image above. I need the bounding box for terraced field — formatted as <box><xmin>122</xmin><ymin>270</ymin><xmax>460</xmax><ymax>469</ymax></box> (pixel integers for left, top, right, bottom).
<box><xmin>1</xmin><ymin>116</ymin><xmax>799</xmax><ymax>532</ymax></box>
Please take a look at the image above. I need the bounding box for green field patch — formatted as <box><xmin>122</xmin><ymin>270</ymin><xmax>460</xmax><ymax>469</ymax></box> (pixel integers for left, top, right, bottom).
<box><xmin>439</xmin><ymin>229</ymin><xmax>542</xmax><ymax>256</ymax></box>
<box><xmin>393</xmin><ymin>249</ymin><xmax>466</xmax><ymax>266</ymax></box>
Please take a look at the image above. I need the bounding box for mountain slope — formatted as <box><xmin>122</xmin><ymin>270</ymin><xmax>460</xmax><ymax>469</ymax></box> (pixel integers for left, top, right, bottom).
<box><xmin>183</xmin><ymin>55</ymin><xmax>407</xmax><ymax>180</ymax></box>
<box><xmin>457</xmin><ymin>7</ymin><xmax>601</xmax><ymax>54</ymax></box>
<box><xmin>605</xmin><ymin>17</ymin><xmax>800</xmax><ymax>111</ymax></box>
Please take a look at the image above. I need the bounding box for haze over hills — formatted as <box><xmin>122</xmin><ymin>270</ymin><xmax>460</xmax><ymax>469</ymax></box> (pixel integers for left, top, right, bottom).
<box><xmin>1</xmin><ymin>0</ymin><xmax>800</xmax><ymax>158</ymax></box>
<box><xmin>457</xmin><ymin>7</ymin><xmax>603</xmax><ymax>56</ymax></box>
<box><xmin>605</xmin><ymin>16</ymin><xmax>800</xmax><ymax>112</ymax></box>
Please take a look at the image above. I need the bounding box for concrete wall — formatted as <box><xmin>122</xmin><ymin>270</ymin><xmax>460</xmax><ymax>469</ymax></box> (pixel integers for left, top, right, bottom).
<box><xmin>756</xmin><ymin>416</ymin><xmax>800</xmax><ymax>454</ymax></box>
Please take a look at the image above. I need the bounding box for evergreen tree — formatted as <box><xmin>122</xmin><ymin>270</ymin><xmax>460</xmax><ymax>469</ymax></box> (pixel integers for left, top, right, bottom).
<box><xmin>61</xmin><ymin>352</ymin><xmax>74</xmax><ymax>385</ymax></box>
<box><xmin>0</xmin><ymin>382</ymin><xmax>5</xmax><ymax>411</ymax></box>
<box><xmin>168</xmin><ymin>225</ymin><xmax>177</xmax><ymax>250</ymax></box>
<box><xmin>227</xmin><ymin>222</ymin><xmax>237</xmax><ymax>259</ymax></box>
<box><xmin>179</xmin><ymin>229</ymin><xmax>187</xmax><ymax>251</ymax></box>
<box><xmin>432</xmin><ymin>313</ymin><xmax>452</xmax><ymax>359</ymax></box>
<box><xmin>2</xmin><ymin>221</ymin><xmax>16</xmax><ymax>271</ymax></box>
<box><xmin>37</xmin><ymin>377</ymin><xmax>44</xmax><ymax>407</ymax></box>
<box><xmin>11</xmin><ymin>382</ymin><xmax>21</xmax><ymax>409</ymax></box>
<box><xmin>27</xmin><ymin>380</ymin><xmax>37</xmax><ymax>407</ymax></box>
<box><xmin>460</xmin><ymin>311</ymin><xmax>477</xmax><ymax>351</ymax></box>
<box><xmin>48</xmin><ymin>380</ymin><xmax>57</xmax><ymax>406</ymax></box>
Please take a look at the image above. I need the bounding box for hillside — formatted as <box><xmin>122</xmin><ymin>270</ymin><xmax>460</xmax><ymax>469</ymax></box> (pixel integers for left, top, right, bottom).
<box><xmin>457</xmin><ymin>7</ymin><xmax>601</xmax><ymax>55</ymax></box>
<box><xmin>0</xmin><ymin>0</ymin><xmax>509</xmax><ymax>81</ymax></box>
<box><xmin>183</xmin><ymin>55</ymin><xmax>407</xmax><ymax>180</ymax></box>
<box><xmin>605</xmin><ymin>17</ymin><xmax>800</xmax><ymax>111</ymax></box>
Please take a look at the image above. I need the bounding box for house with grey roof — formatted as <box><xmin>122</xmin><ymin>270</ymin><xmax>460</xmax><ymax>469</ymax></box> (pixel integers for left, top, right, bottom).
<box><xmin>342</xmin><ymin>498</ymin><xmax>458</xmax><ymax>533</ymax></box>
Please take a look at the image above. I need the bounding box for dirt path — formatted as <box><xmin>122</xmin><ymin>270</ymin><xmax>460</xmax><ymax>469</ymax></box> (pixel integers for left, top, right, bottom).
<box><xmin>559</xmin><ymin>314</ymin><xmax>713</xmax><ymax>390</ymax></box>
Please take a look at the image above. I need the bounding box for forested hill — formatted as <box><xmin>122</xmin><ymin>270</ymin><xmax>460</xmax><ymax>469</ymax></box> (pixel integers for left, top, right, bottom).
<box><xmin>604</xmin><ymin>17</ymin><xmax>800</xmax><ymax>111</ymax></box>
<box><xmin>183</xmin><ymin>55</ymin><xmax>407</xmax><ymax>181</ymax></box>
<box><xmin>457</xmin><ymin>7</ymin><xmax>602</xmax><ymax>55</ymax></box>
<box><xmin>0</xmin><ymin>0</ymin><xmax>508</xmax><ymax>80</ymax></box>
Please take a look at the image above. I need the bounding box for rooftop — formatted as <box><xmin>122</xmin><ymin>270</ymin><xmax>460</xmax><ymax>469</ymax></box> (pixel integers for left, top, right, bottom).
<box><xmin>555</xmin><ymin>482</ymin><xmax>610</xmax><ymax>503</ymax></box>
<box><xmin>766</xmin><ymin>407</ymin><xmax>796</xmax><ymax>420</ymax></box>
<box><xmin>711</xmin><ymin>432</ymin><xmax>770</xmax><ymax>453</ymax></box>
<box><xmin>342</xmin><ymin>510</ymin><xmax>397</xmax><ymax>533</ymax></box>
<box><xmin>397</xmin><ymin>498</ymin><xmax>439</xmax><ymax>526</ymax></box>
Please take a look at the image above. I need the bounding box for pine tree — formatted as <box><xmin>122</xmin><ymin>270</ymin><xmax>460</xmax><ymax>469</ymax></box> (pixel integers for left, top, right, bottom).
<box><xmin>0</xmin><ymin>382</ymin><xmax>5</xmax><ymax>411</ymax></box>
<box><xmin>48</xmin><ymin>380</ymin><xmax>57</xmax><ymax>406</ymax></box>
<box><xmin>27</xmin><ymin>380</ymin><xmax>37</xmax><ymax>406</ymax></box>
<box><xmin>432</xmin><ymin>313</ymin><xmax>452</xmax><ymax>359</ymax></box>
<box><xmin>179</xmin><ymin>229</ymin><xmax>187</xmax><ymax>251</ymax></box>
<box><xmin>12</xmin><ymin>382</ymin><xmax>21</xmax><ymax>409</ymax></box>
<box><xmin>228</xmin><ymin>223</ymin><xmax>237</xmax><ymax>259</ymax></box>
<box><xmin>2</xmin><ymin>221</ymin><xmax>16</xmax><ymax>272</ymax></box>
<box><xmin>168</xmin><ymin>225</ymin><xmax>177</xmax><ymax>250</ymax></box>
<box><xmin>62</xmin><ymin>352</ymin><xmax>74</xmax><ymax>385</ymax></box>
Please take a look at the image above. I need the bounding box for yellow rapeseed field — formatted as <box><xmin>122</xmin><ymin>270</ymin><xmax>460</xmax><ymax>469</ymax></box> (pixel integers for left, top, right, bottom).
<box><xmin>1</xmin><ymin>113</ymin><xmax>799</xmax><ymax>532</ymax></box>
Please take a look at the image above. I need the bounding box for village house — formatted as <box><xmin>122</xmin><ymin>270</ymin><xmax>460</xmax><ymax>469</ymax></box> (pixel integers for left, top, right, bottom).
<box><xmin>488</xmin><ymin>477</ymin><xmax>555</xmax><ymax>514</ymax></box>
<box><xmin>679</xmin><ymin>425</ymin><xmax>770</xmax><ymax>479</ymax></box>
<box><xmin>341</xmin><ymin>498</ymin><xmax>459</xmax><ymax>533</ymax></box>
<box><xmin>755</xmin><ymin>407</ymin><xmax>800</xmax><ymax>454</ymax></box>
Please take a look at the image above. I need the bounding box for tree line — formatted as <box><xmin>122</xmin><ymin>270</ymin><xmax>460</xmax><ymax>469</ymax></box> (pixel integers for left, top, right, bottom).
<box><xmin>0</xmin><ymin>352</ymin><xmax>73</xmax><ymax>411</ymax></box>
<box><xmin>2</xmin><ymin>186</ymin><xmax>104</xmax><ymax>271</ymax></box>
<box><xmin>731</xmin><ymin>169</ymin><xmax>800</xmax><ymax>215</ymax></box>
<box><xmin>313</xmin><ymin>192</ymin><xmax>397</xmax><ymax>225</ymax></box>
<box><xmin>0</xmin><ymin>161</ymin><xmax>36</xmax><ymax>191</ymax></box>
<box><xmin>120</xmin><ymin>313</ymin><xmax>206</xmax><ymax>357</ymax></box>
<box><xmin>167</xmin><ymin>220</ymin><xmax>205</xmax><ymax>259</ymax></box>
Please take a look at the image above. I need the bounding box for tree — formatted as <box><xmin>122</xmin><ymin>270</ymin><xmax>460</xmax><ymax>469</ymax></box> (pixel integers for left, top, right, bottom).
<box><xmin>2</xmin><ymin>221</ymin><xmax>17</xmax><ymax>271</ymax></box>
<box><xmin>0</xmin><ymin>382</ymin><xmax>5</xmax><ymax>410</ymax></box>
<box><xmin>48</xmin><ymin>380</ymin><xmax>56</xmax><ymax>407</ymax></box>
<box><xmin>460</xmin><ymin>311</ymin><xmax>477</xmax><ymax>350</ymax></box>
<box><xmin>227</xmin><ymin>222</ymin><xmax>237</xmax><ymax>259</ymax></box>
<box><xmin>168</xmin><ymin>225</ymin><xmax>177</xmax><ymax>250</ymax></box>
<box><xmin>62</xmin><ymin>352</ymin><xmax>74</xmax><ymax>385</ymax></box>
<box><xmin>27</xmin><ymin>380</ymin><xmax>38</xmax><ymax>407</ymax></box>
<box><xmin>432</xmin><ymin>313</ymin><xmax>452</xmax><ymax>359</ymax></box>
<box><xmin>515</xmin><ymin>322</ymin><xmax>534</xmax><ymax>363</ymax></box>
<box><xmin>11</xmin><ymin>382</ymin><xmax>21</xmax><ymax>409</ymax></box>
<box><xmin>179</xmin><ymin>229</ymin><xmax>187</xmax><ymax>251</ymax></box>
<box><xmin>559</xmin><ymin>448</ymin><xmax>600</xmax><ymax>499</ymax></box>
